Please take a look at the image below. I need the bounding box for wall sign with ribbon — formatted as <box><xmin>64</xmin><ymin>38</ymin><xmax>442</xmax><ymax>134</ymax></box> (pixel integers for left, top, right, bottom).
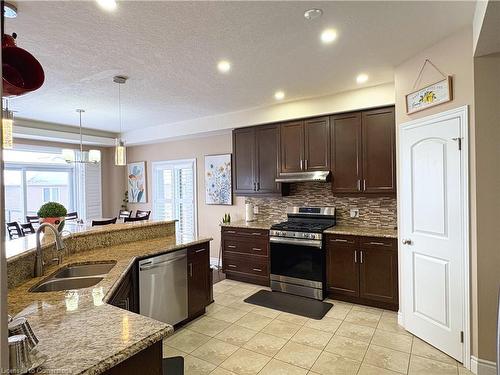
<box><xmin>405</xmin><ymin>59</ymin><xmax>453</xmax><ymax>114</ymax></box>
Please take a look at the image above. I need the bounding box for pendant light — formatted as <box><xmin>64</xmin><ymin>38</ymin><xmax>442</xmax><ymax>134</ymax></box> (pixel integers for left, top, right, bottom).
<box><xmin>2</xmin><ymin>99</ymin><xmax>14</xmax><ymax>149</ymax></box>
<box><xmin>114</xmin><ymin>75</ymin><xmax>127</xmax><ymax>166</ymax></box>
<box><xmin>63</xmin><ymin>109</ymin><xmax>101</xmax><ymax>164</ymax></box>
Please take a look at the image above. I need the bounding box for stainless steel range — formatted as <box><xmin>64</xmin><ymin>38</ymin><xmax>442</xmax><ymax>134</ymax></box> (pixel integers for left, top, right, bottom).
<box><xmin>269</xmin><ymin>207</ymin><xmax>336</xmax><ymax>300</ymax></box>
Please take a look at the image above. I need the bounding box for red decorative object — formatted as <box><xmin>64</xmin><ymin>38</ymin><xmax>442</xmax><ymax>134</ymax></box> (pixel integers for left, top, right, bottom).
<box><xmin>2</xmin><ymin>33</ymin><xmax>45</xmax><ymax>97</ymax></box>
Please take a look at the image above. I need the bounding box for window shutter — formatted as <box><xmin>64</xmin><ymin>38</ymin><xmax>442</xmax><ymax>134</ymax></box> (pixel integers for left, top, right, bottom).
<box><xmin>77</xmin><ymin>162</ymin><xmax>102</xmax><ymax>221</ymax></box>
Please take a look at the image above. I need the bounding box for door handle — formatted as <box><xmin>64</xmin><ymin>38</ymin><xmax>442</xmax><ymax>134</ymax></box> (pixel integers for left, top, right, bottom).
<box><xmin>402</xmin><ymin>238</ymin><xmax>412</xmax><ymax>245</ymax></box>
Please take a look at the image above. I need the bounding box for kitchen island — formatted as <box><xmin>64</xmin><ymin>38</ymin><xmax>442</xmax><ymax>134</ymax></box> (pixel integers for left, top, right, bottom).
<box><xmin>7</xmin><ymin>220</ymin><xmax>212</xmax><ymax>375</ymax></box>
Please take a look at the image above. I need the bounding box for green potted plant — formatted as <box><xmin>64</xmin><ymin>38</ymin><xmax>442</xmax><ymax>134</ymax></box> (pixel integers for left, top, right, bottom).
<box><xmin>37</xmin><ymin>202</ymin><xmax>68</xmax><ymax>232</ymax></box>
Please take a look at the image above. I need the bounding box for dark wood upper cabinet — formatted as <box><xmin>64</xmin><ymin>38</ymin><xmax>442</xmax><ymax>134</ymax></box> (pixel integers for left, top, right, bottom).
<box><xmin>233</xmin><ymin>128</ymin><xmax>255</xmax><ymax>195</ymax></box>
<box><xmin>280</xmin><ymin>121</ymin><xmax>304</xmax><ymax>173</ymax></box>
<box><xmin>233</xmin><ymin>125</ymin><xmax>282</xmax><ymax>196</ymax></box>
<box><xmin>304</xmin><ymin>117</ymin><xmax>330</xmax><ymax>171</ymax></box>
<box><xmin>255</xmin><ymin>125</ymin><xmax>281</xmax><ymax>193</ymax></box>
<box><xmin>188</xmin><ymin>243</ymin><xmax>211</xmax><ymax>318</ymax></box>
<box><xmin>362</xmin><ymin>107</ymin><xmax>396</xmax><ymax>194</ymax></box>
<box><xmin>331</xmin><ymin>112</ymin><xmax>362</xmax><ymax>193</ymax></box>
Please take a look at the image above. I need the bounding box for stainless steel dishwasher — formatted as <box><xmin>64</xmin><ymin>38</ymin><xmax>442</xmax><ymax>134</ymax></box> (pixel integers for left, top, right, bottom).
<box><xmin>139</xmin><ymin>249</ymin><xmax>188</xmax><ymax>325</ymax></box>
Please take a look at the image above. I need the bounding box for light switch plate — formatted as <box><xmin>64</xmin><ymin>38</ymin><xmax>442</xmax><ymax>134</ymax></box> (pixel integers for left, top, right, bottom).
<box><xmin>350</xmin><ymin>209</ymin><xmax>359</xmax><ymax>218</ymax></box>
<box><xmin>253</xmin><ymin>206</ymin><xmax>259</xmax><ymax>214</ymax></box>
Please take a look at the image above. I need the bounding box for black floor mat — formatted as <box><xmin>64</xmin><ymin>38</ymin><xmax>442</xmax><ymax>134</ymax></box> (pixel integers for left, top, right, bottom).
<box><xmin>244</xmin><ymin>290</ymin><xmax>333</xmax><ymax>320</ymax></box>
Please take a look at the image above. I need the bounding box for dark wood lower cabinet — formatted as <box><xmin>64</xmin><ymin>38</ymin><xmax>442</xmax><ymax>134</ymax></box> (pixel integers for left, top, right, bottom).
<box><xmin>221</xmin><ymin>227</ymin><xmax>270</xmax><ymax>286</ymax></box>
<box><xmin>326</xmin><ymin>234</ymin><xmax>398</xmax><ymax>311</ymax></box>
<box><xmin>188</xmin><ymin>242</ymin><xmax>211</xmax><ymax>318</ymax></box>
<box><xmin>102</xmin><ymin>340</ymin><xmax>162</xmax><ymax>375</ymax></box>
<box><xmin>109</xmin><ymin>263</ymin><xmax>139</xmax><ymax>313</ymax></box>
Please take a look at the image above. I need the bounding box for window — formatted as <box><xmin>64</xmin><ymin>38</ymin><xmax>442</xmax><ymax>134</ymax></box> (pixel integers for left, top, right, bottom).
<box><xmin>3</xmin><ymin>146</ymin><xmax>101</xmax><ymax>223</ymax></box>
<box><xmin>152</xmin><ymin>159</ymin><xmax>197</xmax><ymax>242</ymax></box>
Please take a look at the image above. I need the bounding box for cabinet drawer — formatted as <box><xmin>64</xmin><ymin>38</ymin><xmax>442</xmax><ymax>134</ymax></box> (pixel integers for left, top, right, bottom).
<box><xmin>223</xmin><ymin>239</ymin><xmax>268</xmax><ymax>257</ymax></box>
<box><xmin>224</xmin><ymin>253</ymin><xmax>268</xmax><ymax>277</ymax></box>
<box><xmin>188</xmin><ymin>243</ymin><xmax>210</xmax><ymax>262</ymax></box>
<box><xmin>222</xmin><ymin>227</ymin><xmax>269</xmax><ymax>238</ymax></box>
<box><xmin>359</xmin><ymin>237</ymin><xmax>396</xmax><ymax>249</ymax></box>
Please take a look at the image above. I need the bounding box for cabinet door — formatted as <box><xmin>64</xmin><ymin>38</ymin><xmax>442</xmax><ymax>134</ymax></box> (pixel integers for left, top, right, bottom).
<box><xmin>330</xmin><ymin>113</ymin><xmax>362</xmax><ymax>193</ymax></box>
<box><xmin>280</xmin><ymin>121</ymin><xmax>304</xmax><ymax>173</ymax></box>
<box><xmin>233</xmin><ymin>128</ymin><xmax>256</xmax><ymax>194</ymax></box>
<box><xmin>304</xmin><ymin>117</ymin><xmax>330</xmax><ymax>171</ymax></box>
<box><xmin>188</xmin><ymin>244</ymin><xmax>211</xmax><ymax>317</ymax></box>
<box><xmin>326</xmin><ymin>236</ymin><xmax>359</xmax><ymax>298</ymax></box>
<box><xmin>359</xmin><ymin>242</ymin><xmax>398</xmax><ymax>305</ymax></box>
<box><xmin>110</xmin><ymin>264</ymin><xmax>138</xmax><ymax>313</ymax></box>
<box><xmin>361</xmin><ymin>107</ymin><xmax>396</xmax><ymax>193</ymax></box>
<box><xmin>255</xmin><ymin>124</ymin><xmax>281</xmax><ymax>193</ymax></box>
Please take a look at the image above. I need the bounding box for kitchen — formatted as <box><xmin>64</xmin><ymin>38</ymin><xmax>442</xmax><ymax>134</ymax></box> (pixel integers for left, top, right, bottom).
<box><xmin>1</xmin><ymin>1</ymin><xmax>500</xmax><ymax>375</ymax></box>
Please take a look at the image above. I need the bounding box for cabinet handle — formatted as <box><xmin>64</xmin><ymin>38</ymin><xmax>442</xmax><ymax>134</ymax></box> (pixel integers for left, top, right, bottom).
<box><xmin>227</xmin><ymin>245</ymin><xmax>236</xmax><ymax>249</ymax></box>
<box><xmin>253</xmin><ymin>182</ymin><xmax>257</xmax><ymax>191</ymax></box>
<box><xmin>251</xmin><ymin>232</ymin><xmax>262</xmax><ymax>236</ymax></box>
<box><xmin>305</xmin><ymin>159</ymin><xmax>308</xmax><ymax>170</ymax></box>
<box><xmin>228</xmin><ymin>264</ymin><xmax>237</xmax><ymax>268</ymax></box>
<box><xmin>257</xmin><ymin>182</ymin><xmax>260</xmax><ymax>191</ymax></box>
<box><xmin>124</xmin><ymin>298</ymin><xmax>130</xmax><ymax>311</ymax></box>
<box><xmin>252</xmin><ymin>268</ymin><xmax>262</xmax><ymax>272</ymax></box>
<box><xmin>332</xmin><ymin>238</ymin><xmax>348</xmax><ymax>243</ymax></box>
<box><xmin>195</xmin><ymin>248</ymin><xmax>206</xmax><ymax>253</ymax></box>
<box><xmin>357</xmin><ymin>180</ymin><xmax>361</xmax><ymax>191</ymax></box>
<box><xmin>354</xmin><ymin>250</ymin><xmax>357</xmax><ymax>263</ymax></box>
<box><xmin>226</xmin><ymin>230</ymin><xmax>236</xmax><ymax>234</ymax></box>
<box><xmin>252</xmin><ymin>248</ymin><xmax>262</xmax><ymax>251</ymax></box>
<box><xmin>363</xmin><ymin>179</ymin><xmax>366</xmax><ymax>191</ymax></box>
<box><xmin>368</xmin><ymin>242</ymin><xmax>385</xmax><ymax>246</ymax></box>
<box><xmin>360</xmin><ymin>251</ymin><xmax>364</xmax><ymax>264</ymax></box>
<box><xmin>300</xmin><ymin>159</ymin><xmax>303</xmax><ymax>170</ymax></box>
<box><xmin>188</xmin><ymin>263</ymin><xmax>193</xmax><ymax>277</ymax></box>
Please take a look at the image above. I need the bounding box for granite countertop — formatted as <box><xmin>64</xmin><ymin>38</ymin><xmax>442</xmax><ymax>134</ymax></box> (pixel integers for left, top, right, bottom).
<box><xmin>6</xmin><ymin>219</ymin><xmax>175</xmax><ymax>260</ymax></box>
<box><xmin>8</xmin><ymin>234</ymin><xmax>212</xmax><ymax>375</ymax></box>
<box><xmin>324</xmin><ymin>225</ymin><xmax>398</xmax><ymax>238</ymax></box>
<box><xmin>222</xmin><ymin>220</ymin><xmax>397</xmax><ymax>238</ymax></box>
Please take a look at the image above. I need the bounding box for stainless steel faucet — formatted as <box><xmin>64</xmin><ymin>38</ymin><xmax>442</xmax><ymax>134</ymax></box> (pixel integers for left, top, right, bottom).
<box><xmin>35</xmin><ymin>223</ymin><xmax>65</xmax><ymax>277</ymax></box>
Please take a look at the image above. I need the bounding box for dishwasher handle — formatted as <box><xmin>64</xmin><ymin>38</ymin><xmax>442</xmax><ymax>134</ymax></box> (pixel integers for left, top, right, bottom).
<box><xmin>139</xmin><ymin>254</ymin><xmax>187</xmax><ymax>271</ymax></box>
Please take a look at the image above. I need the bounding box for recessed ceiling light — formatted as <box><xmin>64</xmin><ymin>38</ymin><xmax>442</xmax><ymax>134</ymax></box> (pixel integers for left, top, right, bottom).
<box><xmin>304</xmin><ymin>8</ymin><xmax>323</xmax><ymax>21</ymax></box>
<box><xmin>274</xmin><ymin>91</ymin><xmax>285</xmax><ymax>100</ymax></box>
<box><xmin>217</xmin><ymin>60</ymin><xmax>231</xmax><ymax>73</ymax></box>
<box><xmin>96</xmin><ymin>0</ymin><xmax>117</xmax><ymax>12</ymax></box>
<box><xmin>320</xmin><ymin>29</ymin><xmax>337</xmax><ymax>44</ymax></box>
<box><xmin>356</xmin><ymin>74</ymin><xmax>369</xmax><ymax>84</ymax></box>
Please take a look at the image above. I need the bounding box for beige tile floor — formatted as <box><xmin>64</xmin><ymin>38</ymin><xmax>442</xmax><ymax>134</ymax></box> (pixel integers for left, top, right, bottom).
<box><xmin>163</xmin><ymin>279</ymin><xmax>474</xmax><ymax>375</ymax></box>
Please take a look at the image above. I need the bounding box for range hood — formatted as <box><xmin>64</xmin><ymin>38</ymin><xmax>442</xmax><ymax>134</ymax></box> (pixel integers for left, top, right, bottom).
<box><xmin>275</xmin><ymin>171</ymin><xmax>331</xmax><ymax>183</ymax></box>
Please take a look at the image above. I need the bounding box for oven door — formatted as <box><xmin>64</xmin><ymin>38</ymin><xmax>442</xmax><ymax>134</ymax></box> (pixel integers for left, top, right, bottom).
<box><xmin>269</xmin><ymin>236</ymin><xmax>325</xmax><ymax>299</ymax></box>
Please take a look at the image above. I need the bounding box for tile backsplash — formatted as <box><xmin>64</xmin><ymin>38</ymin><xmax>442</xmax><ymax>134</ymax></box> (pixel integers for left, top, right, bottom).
<box><xmin>245</xmin><ymin>182</ymin><xmax>397</xmax><ymax>229</ymax></box>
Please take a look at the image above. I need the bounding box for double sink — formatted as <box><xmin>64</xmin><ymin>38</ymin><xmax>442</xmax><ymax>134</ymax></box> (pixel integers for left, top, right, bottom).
<box><xmin>29</xmin><ymin>261</ymin><xmax>117</xmax><ymax>293</ymax></box>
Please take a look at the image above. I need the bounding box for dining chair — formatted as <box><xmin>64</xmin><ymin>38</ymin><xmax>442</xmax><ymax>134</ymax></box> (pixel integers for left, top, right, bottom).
<box><xmin>135</xmin><ymin>210</ymin><xmax>151</xmax><ymax>219</ymax></box>
<box><xmin>26</xmin><ymin>215</ymin><xmax>40</xmax><ymax>225</ymax></box>
<box><xmin>91</xmin><ymin>217</ymin><xmax>118</xmax><ymax>227</ymax></box>
<box><xmin>7</xmin><ymin>222</ymin><xmax>24</xmax><ymax>240</ymax></box>
<box><xmin>118</xmin><ymin>210</ymin><xmax>133</xmax><ymax>219</ymax></box>
<box><xmin>66</xmin><ymin>212</ymin><xmax>78</xmax><ymax>221</ymax></box>
<box><xmin>20</xmin><ymin>223</ymin><xmax>36</xmax><ymax>235</ymax></box>
<box><xmin>124</xmin><ymin>216</ymin><xmax>148</xmax><ymax>223</ymax></box>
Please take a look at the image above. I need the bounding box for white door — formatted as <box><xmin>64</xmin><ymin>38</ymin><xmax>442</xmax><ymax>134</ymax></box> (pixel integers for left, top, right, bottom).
<box><xmin>400</xmin><ymin>107</ymin><xmax>468</xmax><ymax>362</ymax></box>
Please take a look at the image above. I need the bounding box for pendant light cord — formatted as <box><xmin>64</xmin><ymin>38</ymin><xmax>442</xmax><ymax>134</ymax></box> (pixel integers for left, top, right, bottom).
<box><xmin>79</xmin><ymin>110</ymin><xmax>83</xmax><ymax>155</ymax></box>
<box><xmin>118</xmin><ymin>83</ymin><xmax>122</xmax><ymax>136</ymax></box>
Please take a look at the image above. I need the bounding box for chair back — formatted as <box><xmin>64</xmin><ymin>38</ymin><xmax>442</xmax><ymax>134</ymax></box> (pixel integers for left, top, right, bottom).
<box><xmin>124</xmin><ymin>216</ymin><xmax>148</xmax><ymax>223</ymax></box>
<box><xmin>20</xmin><ymin>223</ymin><xmax>35</xmax><ymax>235</ymax></box>
<box><xmin>91</xmin><ymin>217</ymin><xmax>118</xmax><ymax>227</ymax></box>
<box><xmin>66</xmin><ymin>212</ymin><xmax>78</xmax><ymax>220</ymax></box>
<box><xmin>7</xmin><ymin>222</ymin><xmax>24</xmax><ymax>240</ymax></box>
<box><xmin>26</xmin><ymin>215</ymin><xmax>39</xmax><ymax>224</ymax></box>
<box><xmin>136</xmin><ymin>210</ymin><xmax>151</xmax><ymax>219</ymax></box>
<box><xmin>119</xmin><ymin>210</ymin><xmax>133</xmax><ymax>219</ymax></box>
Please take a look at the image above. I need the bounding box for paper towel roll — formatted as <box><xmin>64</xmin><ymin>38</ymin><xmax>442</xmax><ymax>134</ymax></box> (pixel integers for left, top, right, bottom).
<box><xmin>245</xmin><ymin>203</ymin><xmax>255</xmax><ymax>222</ymax></box>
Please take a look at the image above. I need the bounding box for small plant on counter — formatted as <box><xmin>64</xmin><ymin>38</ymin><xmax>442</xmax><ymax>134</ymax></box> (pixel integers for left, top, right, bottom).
<box><xmin>37</xmin><ymin>202</ymin><xmax>68</xmax><ymax>232</ymax></box>
<box><xmin>222</xmin><ymin>213</ymin><xmax>231</xmax><ymax>224</ymax></box>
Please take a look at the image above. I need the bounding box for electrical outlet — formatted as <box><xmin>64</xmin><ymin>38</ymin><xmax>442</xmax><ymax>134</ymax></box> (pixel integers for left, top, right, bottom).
<box><xmin>253</xmin><ymin>206</ymin><xmax>259</xmax><ymax>214</ymax></box>
<box><xmin>350</xmin><ymin>209</ymin><xmax>360</xmax><ymax>218</ymax></box>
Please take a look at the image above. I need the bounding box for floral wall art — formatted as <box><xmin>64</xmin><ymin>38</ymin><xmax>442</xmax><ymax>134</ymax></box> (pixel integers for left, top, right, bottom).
<box><xmin>205</xmin><ymin>154</ymin><xmax>232</xmax><ymax>205</ymax></box>
<box><xmin>127</xmin><ymin>162</ymin><xmax>147</xmax><ymax>203</ymax></box>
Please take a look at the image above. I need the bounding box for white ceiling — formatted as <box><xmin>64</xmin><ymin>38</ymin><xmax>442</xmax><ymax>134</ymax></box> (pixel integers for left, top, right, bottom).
<box><xmin>6</xmin><ymin>1</ymin><xmax>474</xmax><ymax>133</ymax></box>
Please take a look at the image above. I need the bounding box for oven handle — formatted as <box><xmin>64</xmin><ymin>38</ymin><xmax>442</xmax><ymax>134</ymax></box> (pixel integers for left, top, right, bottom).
<box><xmin>269</xmin><ymin>236</ymin><xmax>322</xmax><ymax>248</ymax></box>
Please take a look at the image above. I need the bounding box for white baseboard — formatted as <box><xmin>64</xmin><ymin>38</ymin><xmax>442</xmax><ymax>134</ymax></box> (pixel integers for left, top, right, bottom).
<box><xmin>471</xmin><ymin>356</ymin><xmax>497</xmax><ymax>375</ymax></box>
<box><xmin>398</xmin><ymin>311</ymin><xmax>403</xmax><ymax>326</ymax></box>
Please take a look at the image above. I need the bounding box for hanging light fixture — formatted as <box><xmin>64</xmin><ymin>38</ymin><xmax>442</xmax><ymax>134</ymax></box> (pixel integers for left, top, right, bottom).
<box><xmin>2</xmin><ymin>99</ymin><xmax>14</xmax><ymax>149</ymax></box>
<box><xmin>114</xmin><ymin>75</ymin><xmax>127</xmax><ymax>166</ymax></box>
<box><xmin>63</xmin><ymin>109</ymin><xmax>101</xmax><ymax>164</ymax></box>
